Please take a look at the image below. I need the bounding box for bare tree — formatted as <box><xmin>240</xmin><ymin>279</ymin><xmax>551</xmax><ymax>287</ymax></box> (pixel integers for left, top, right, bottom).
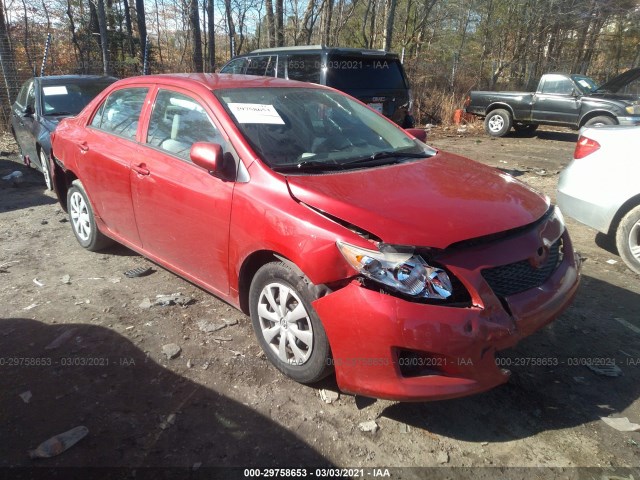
<box><xmin>207</xmin><ymin>0</ymin><xmax>215</xmax><ymax>71</ymax></box>
<box><xmin>93</xmin><ymin>0</ymin><xmax>111</xmax><ymax>75</ymax></box>
<box><xmin>135</xmin><ymin>0</ymin><xmax>148</xmax><ymax>66</ymax></box>
<box><xmin>265</xmin><ymin>0</ymin><xmax>276</xmax><ymax>46</ymax></box>
<box><xmin>190</xmin><ymin>0</ymin><xmax>203</xmax><ymax>71</ymax></box>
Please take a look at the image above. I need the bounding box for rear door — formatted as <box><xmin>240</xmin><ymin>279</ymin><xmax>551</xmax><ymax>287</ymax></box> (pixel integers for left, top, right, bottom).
<box><xmin>531</xmin><ymin>75</ymin><xmax>581</xmax><ymax>124</ymax></box>
<box><xmin>80</xmin><ymin>86</ymin><xmax>151</xmax><ymax>247</ymax></box>
<box><xmin>131</xmin><ymin>87</ymin><xmax>234</xmax><ymax>295</ymax></box>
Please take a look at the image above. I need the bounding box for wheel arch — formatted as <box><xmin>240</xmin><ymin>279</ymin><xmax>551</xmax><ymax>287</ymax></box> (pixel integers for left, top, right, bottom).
<box><xmin>579</xmin><ymin>111</ymin><xmax>617</xmax><ymax>128</ymax></box>
<box><xmin>608</xmin><ymin>193</ymin><xmax>640</xmax><ymax>237</ymax></box>
<box><xmin>485</xmin><ymin>102</ymin><xmax>515</xmax><ymax>118</ymax></box>
<box><xmin>50</xmin><ymin>147</ymin><xmax>78</xmax><ymax>212</ymax></box>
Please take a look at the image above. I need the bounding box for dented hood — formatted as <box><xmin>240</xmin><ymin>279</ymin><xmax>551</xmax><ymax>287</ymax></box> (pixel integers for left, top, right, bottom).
<box><xmin>286</xmin><ymin>151</ymin><xmax>549</xmax><ymax>249</ymax></box>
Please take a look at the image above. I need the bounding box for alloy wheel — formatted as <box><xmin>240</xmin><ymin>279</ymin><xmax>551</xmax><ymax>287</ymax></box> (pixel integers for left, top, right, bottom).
<box><xmin>69</xmin><ymin>191</ymin><xmax>91</xmax><ymax>242</ymax></box>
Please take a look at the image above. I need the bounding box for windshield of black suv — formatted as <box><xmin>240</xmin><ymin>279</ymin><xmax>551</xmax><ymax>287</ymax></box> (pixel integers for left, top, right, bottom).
<box><xmin>40</xmin><ymin>81</ymin><xmax>114</xmax><ymax>116</ymax></box>
<box><xmin>215</xmin><ymin>87</ymin><xmax>433</xmax><ymax>172</ymax></box>
<box><xmin>571</xmin><ymin>75</ymin><xmax>598</xmax><ymax>94</ymax></box>
<box><xmin>325</xmin><ymin>56</ymin><xmax>407</xmax><ymax>91</ymax></box>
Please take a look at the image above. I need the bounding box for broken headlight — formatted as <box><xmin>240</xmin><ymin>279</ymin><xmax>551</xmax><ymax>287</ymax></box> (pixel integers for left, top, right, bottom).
<box><xmin>337</xmin><ymin>241</ymin><xmax>453</xmax><ymax>300</ymax></box>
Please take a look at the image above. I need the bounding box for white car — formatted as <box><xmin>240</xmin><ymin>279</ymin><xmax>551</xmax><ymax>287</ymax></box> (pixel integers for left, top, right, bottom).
<box><xmin>558</xmin><ymin>125</ymin><xmax>640</xmax><ymax>274</ymax></box>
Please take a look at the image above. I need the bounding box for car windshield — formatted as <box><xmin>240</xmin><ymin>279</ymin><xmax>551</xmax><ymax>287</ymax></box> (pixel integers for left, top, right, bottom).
<box><xmin>41</xmin><ymin>81</ymin><xmax>114</xmax><ymax>116</ymax></box>
<box><xmin>214</xmin><ymin>87</ymin><xmax>433</xmax><ymax>172</ymax></box>
<box><xmin>571</xmin><ymin>75</ymin><xmax>598</xmax><ymax>94</ymax></box>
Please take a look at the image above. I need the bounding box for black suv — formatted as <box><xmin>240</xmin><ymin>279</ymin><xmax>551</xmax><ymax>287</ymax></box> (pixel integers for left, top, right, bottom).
<box><xmin>220</xmin><ymin>46</ymin><xmax>415</xmax><ymax>128</ymax></box>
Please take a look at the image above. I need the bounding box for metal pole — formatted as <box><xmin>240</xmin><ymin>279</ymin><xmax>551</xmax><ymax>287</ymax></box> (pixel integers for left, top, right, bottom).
<box><xmin>40</xmin><ymin>33</ymin><xmax>52</xmax><ymax>77</ymax></box>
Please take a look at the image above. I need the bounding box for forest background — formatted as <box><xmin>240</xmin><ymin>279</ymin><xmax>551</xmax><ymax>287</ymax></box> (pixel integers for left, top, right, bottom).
<box><xmin>0</xmin><ymin>0</ymin><xmax>638</xmax><ymax>126</ymax></box>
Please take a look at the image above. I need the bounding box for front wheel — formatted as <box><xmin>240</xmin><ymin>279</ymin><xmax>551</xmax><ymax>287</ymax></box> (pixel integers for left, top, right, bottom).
<box><xmin>249</xmin><ymin>261</ymin><xmax>332</xmax><ymax>384</ymax></box>
<box><xmin>584</xmin><ymin>116</ymin><xmax>616</xmax><ymax>127</ymax></box>
<box><xmin>67</xmin><ymin>181</ymin><xmax>113</xmax><ymax>251</ymax></box>
<box><xmin>39</xmin><ymin>149</ymin><xmax>53</xmax><ymax>191</ymax></box>
<box><xmin>616</xmin><ymin>205</ymin><xmax>640</xmax><ymax>275</ymax></box>
<box><xmin>484</xmin><ymin>109</ymin><xmax>513</xmax><ymax>137</ymax></box>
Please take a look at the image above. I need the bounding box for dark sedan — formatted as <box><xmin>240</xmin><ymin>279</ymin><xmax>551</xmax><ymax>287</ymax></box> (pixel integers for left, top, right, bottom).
<box><xmin>11</xmin><ymin>75</ymin><xmax>117</xmax><ymax>190</ymax></box>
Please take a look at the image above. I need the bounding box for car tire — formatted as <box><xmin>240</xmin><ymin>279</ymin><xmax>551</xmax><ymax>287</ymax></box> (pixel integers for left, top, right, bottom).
<box><xmin>615</xmin><ymin>205</ymin><xmax>640</xmax><ymax>275</ymax></box>
<box><xmin>584</xmin><ymin>116</ymin><xmax>616</xmax><ymax>127</ymax></box>
<box><xmin>403</xmin><ymin>114</ymin><xmax>416</xmax><ymax>129</ymax></box>
<box><xmin>484</xmin><ymin>109</ymin><xmax>512</xmax><ymax>137</ymax></box>
<box><xmin>249</xmin><ymin>261</ymin><xmax>332</xmax><ymax>384</ymax></box>
<box><xmin>39</xmin><ymin>149</ymin><xmax>53</xmax><ymax>191</ymax></box>
<box><xmin>67</xmin><ymin>180</ymin><xmax>113</xmax><ymax>251</ymax></box>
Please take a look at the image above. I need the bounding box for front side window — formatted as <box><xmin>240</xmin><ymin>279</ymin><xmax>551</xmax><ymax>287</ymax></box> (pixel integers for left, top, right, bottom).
<box><xmin>215</xmin><ymin>87</ymin><xmax>432</xmax><ymax>171</ymax></box>
<box><xmin>286</xmin><ymin>55</ymin><xmax>321</xmax><ymax>83</ymax></box>
<box><xmin>146</xmin><ymin>89</ymin><xmax>221</xmax><ymax>161</ymax></box>
<box><xmin>25</xmin><ymin>83</ymin><xmax>36</xmax><ymax>110</ymax></box>
<box><xmin>90</xmin><ymin>87</ymin><xmax>148</xmax><ymax>140</ymax></box>
<box><xmin>16</xmin><ymin>80</ymin><xmax>32</xmax><ymax>107</ymax></box>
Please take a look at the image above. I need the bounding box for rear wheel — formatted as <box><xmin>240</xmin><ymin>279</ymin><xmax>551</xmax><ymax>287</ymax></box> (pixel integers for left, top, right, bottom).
<box><xmin>584</xmin><ymin>116</ymin><xmax>616</xmax><ymax>127</ymax></box>
<box><xmin>249</xmin><ymin>261</ymin><xmax>331</xmax><ymax>384</ymax></box>
<box><xmin>616</xmin><ymin>205</ymin><xmax>640</xmax><ymax>275</ymax></box>
<box><xmin>484</xmin><ymin>109</ymin><xmax>512</xmax><ymax>137</ymax></box>
<box><xmin>39</xmin><ymin>149</ymin><xmax>53</xmax><ymax>191</ymax></box>
<box><xmin>67</xmin><ymin>181</ymin><xmax>113</xmax><ymax>251</ymax></box>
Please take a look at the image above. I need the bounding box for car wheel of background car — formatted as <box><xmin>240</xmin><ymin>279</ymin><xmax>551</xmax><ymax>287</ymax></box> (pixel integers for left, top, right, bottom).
<box><xmin>67</xmin><ymin>180</ymin><xmax>113</xmax><ymax>252</ymax></box>
<box><xmin>584</xmin><ymin>116</ymin><xmax>616</xmax><ymax>127</ymax></box>
<box><xmin>513</xmin><ymin>123</ymin><xmax>538</xmax><ymax>136</ymax></box>
<box><xmin>39</xmin><ymin>149</ymin><xmax>53</xmax><ymax>191</ymax></box>
<box><xmin>615</xmin><ymin>205</ymin><xmax>640</xmax><ymax>275</ymax></box>
<box><xmin>249</xmin><ymin>261</ymin><xmax>331</xmax><ymax>384</ymax></box>
<box><xmin>402</xmin><ymin>114</ymin><xmax>416</xmax><ymax>129</ymax></box>
<box><xmin>484</xmin><ymin>109</ymin><xmax>512</xmax><ymax>137</ymax></box>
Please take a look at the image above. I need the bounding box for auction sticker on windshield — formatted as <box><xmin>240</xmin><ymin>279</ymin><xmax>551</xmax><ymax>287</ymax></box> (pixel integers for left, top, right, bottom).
<box><xmin>43</xmin><ymin>86</ymin><xmax>69</xmax><ymax>96</ymax></box>
<box><xmin>228</xmin><ymin>103</ymin><xmax>285</xmax><ymax>124</ymax></box>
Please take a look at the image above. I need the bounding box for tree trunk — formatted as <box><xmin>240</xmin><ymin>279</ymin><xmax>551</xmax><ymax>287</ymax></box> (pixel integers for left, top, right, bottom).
<box><xmin>207</xmin><ymin>0</ymin><xmax>215</xmax><ymax>71</ymax></box>
<box><xmin>135</xmin><ymin>0</ymin><xmax>147</xmax><ymax>67</ymax></box>
<box><xmin>190</xmin><ymin>0</ymin><xmax>203</xmax><ymax>72</ymax></box>
<box><xmin>265</xmin><ymin>0</ymin><xmax>276</xmax><ymax>47</ymax></box>
<box><xmin>383</xmin><ymin>0</ymin><xmax>396</xmax><ymax>51</ymax></box>
<box><xmin>321</xmin><ymin>0</ymin><xmax>333</xmax><ymax>45</ymax></box>
<box><xmin>122</xmin><ymin>0</ymin><xmax>135</xmax><ymax>57</ymax></box>
<box><xmin>0</xmin><ymin>0</ymin><xmax>19</xmax><ymax>105</ymax></box>
<box><xmin>275</xmin><ymin>0</ymin><xmax>284</xmax><ymax>46</ymax></box>
<box><xmin>224</xmin><ymin>0</ymin><xmax>236</xmax><ymax>57</ymax></box>
<box><xmin>67</xmin><ymin>0</ymin><xmax>85</xmax><ymax>70</ymax></box>
<box><xmin>94</xmin><ymin>0</ymin><xmax>111</xmax><ymax>75</ymax></box>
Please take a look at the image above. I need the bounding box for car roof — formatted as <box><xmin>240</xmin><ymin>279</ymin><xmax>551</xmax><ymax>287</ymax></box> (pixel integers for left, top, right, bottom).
<box><xmin>246</xmin><ymin>45</ymin><xmax>399</xmax><ymax>58</ymax></box>
<box><xmin>36</xmin><ymin>75</ymin><xmax>118</xmax><ymax>85</ymax></box>
<box><xmin>113</xmin><ymin>73</ymin><xmax>327</xmax><ymax>91</ymax></box>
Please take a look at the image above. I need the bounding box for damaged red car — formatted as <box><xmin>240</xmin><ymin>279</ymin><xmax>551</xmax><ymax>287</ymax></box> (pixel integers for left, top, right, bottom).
<box><xmin>50</xmin><ymin>74</ymin><xmax>580</xmax><ymax>401</ymax></box>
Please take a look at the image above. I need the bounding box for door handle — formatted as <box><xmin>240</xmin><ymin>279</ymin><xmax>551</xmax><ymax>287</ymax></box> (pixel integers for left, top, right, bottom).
<box><xmin>76</xmin><ymin>141</ymin><xmax>89</xmax><ymax>152</ymax></box>
<box><xmin>132</xmin><ymin>163</ymin><xmax>150</xmax><ymax>176</ymax></box>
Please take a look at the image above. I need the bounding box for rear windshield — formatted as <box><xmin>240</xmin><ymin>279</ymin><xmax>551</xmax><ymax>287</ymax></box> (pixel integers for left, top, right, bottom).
<box><xmin>40</xmin><ymin>81</ymin><xmax>115</xmax><ymax>116</ymax></box>
<box><xmin>325</xmin><ymin>56</ymin><xmax>407</xmax><ymax>90</ymax></box>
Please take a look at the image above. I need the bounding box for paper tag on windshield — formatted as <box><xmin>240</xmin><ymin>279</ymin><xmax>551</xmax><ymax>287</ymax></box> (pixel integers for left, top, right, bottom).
<box><xmin>228</xmin><ymin>103</ymin><xmax>284</xmax><ymax>124</ymax></box>
<box><xmin>578</xmin><ymin>80</ymin><xmax>591</xmax><ymax>88</ymax></box>
<box><xmin>43</xmin><ymin>86</ymin><xmax>68</xmax><ymax>96</ymax></box>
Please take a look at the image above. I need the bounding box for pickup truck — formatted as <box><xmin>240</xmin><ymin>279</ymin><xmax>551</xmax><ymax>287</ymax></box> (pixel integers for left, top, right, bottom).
<box><xmin>464</xmin><ymin>70</ymin><xmax>640</xmax><ymax>137</ymax></box>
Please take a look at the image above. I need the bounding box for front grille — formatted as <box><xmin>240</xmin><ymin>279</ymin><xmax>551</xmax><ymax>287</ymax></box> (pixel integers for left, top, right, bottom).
<box><xmin>481</xmin><ymin>238</ymin><xmax>563</xmax><ymax>297</ymax></box>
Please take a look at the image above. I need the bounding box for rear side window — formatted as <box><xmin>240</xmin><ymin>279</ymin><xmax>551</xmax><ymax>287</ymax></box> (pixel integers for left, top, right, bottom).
<box><xmin>90</xmin><ymin>87</ymin><xmax>148</xmax><ymax>140</ymax></box>
<box><xmin>287</xmin><ymin>55</ymin><xmax>321</xmax><ymax>83</ymax></box>
<box><xmin>220</xmin><ymin>57</ymin><xmax>248</xmax><ymax>74</ymax></box>
<box><xmin>146</xmin><ymin>89</ymin><xmax>221</xmax><ymax>161</ymax></box>
<box><xmin>246</xmin><ymin>56</ymin><xmax>276</xmax><ymax>77</ymax></box>
<box><xmin>325</xmin><ymin>56</ymin><xmax>407</xmax><ymax>90</ymax></box>
<box><xmin>540</xmin><ymin>76</ymin><xmax>574</xmax><ymax>95</ymax></box>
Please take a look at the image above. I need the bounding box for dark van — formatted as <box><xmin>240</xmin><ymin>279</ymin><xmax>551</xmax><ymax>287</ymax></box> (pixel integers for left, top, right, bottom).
<box><xmin>219</xmin><ymin>45</ymin><xmax>415</xmax><ymax>128</ymax></box>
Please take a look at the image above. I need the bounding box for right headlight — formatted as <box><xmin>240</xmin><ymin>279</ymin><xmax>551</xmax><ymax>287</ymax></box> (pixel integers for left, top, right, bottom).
<box><xmin>336</xmin><ymin>241</ymin><xmax>453</xmax><ymax>300</ymax></box>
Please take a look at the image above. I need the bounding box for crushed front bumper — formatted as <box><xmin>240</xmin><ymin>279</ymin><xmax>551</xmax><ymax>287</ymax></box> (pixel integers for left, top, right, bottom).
<box><xmin>313</xmin><ymin>218</ymin><xmax>580</xmax><ymax>401</ymax></box>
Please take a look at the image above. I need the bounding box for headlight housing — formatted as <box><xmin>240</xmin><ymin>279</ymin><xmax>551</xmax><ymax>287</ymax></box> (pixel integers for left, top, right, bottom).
<box><xmin>625</xmin><ymin>104</ymin><xmax>640</xmax><ymax>115</ymax></box>
<box><xmin>337</xmin><ymin>241</ymin><xmax>453</xmax><ymax>300</ymax></box>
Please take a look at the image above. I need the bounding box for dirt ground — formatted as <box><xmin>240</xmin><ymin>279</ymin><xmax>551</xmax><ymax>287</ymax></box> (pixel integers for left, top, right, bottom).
<box><xmin>1</xmin><ymin>123</ymin><xmax>639</xmax><ymax>479</ymax></box>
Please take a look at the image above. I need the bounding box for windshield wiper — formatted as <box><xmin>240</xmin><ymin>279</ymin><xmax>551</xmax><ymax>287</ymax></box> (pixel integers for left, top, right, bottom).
<box><xmin>271</xmin><ymin>159</ymin><xmax>337</xmax><ymax>173</ymax></box>
<box><xmin>340</xmin><ymin>150</ymin><xmax>429</xmax><ymax>167</ymax></box>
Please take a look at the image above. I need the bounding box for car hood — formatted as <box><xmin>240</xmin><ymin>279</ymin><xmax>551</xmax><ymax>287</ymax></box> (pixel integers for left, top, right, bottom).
<box><xmin>595</xmin><ymin>68</ymin><xmax>640</xmax><ymax>94</ymax></box>
<box><xmin>286</xmin><ymin>151</ymin><xmax>549</xmax><ymax>249</ymax></box>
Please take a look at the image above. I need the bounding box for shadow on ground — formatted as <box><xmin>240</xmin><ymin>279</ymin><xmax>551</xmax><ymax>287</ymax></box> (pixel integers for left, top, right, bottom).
<box><xmin>0</xmin><ymin>158</ymin><xmax>57</xmax><ymax>212</ymax></box>
<box><xmin>382</xmin><ymin>274</ymin><xmax>640</xmax><ymax>442</ymax></box>
<box><xmin>0</xmin><ymin>318</ymin><xmax>332</xmax><ymax>469</ymax></box>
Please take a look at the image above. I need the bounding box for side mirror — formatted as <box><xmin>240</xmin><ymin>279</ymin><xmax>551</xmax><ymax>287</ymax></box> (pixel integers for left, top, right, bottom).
<box><xmin>405</xmin><ymin>128</ymin><xmax>427</xmax><ymax>142</ymax></box>
<box><xmin>191</xmin><ymin>142</ymin><xmax>223</xmax><ymax>176</ymax></box>
<box><xmin>23</xmin><ymin>105</ymin><xmax>34</xmax><ymax>117</ymax></box>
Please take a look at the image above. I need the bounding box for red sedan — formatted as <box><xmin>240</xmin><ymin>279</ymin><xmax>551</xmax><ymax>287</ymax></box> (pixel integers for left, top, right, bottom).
<box><xmin>50</xmin><ymin>74</ymin><xmax>580</xmax><ymax>401</ymax></box>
